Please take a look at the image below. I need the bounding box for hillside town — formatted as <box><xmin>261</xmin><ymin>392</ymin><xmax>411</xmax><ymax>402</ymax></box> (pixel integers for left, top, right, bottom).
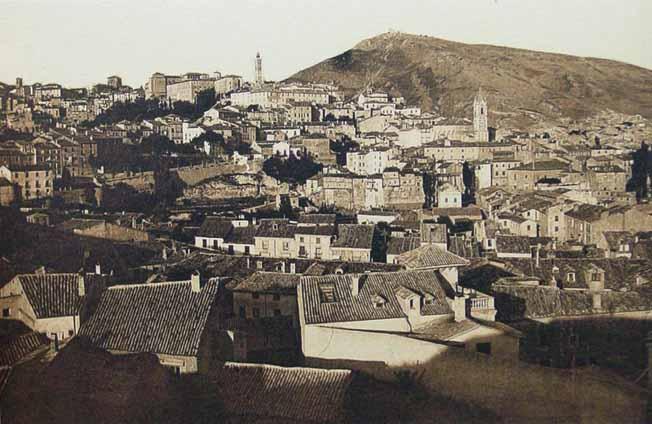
<box><xmin>1</xmin><ymin>46</ymin><xmax>652</xmax><ymax>423</ymax></box>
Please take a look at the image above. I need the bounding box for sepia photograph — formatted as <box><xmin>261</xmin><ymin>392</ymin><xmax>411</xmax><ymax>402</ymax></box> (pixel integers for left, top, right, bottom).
<box><xmin>1</xmin><ymin>0</ymin><xmax>652</xmax><ymax>422</ymax></box>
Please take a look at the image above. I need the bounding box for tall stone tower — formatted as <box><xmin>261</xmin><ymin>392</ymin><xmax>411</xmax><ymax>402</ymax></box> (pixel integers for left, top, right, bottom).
<box><xmin>474</xmin><ymin>88</ymin><xmax>489</xmax><ymax>142</ymax></box>
<box><xmin>255</xmin><ymin>52</ymin><xmax>264</xmax><ymax>86</ymax></box>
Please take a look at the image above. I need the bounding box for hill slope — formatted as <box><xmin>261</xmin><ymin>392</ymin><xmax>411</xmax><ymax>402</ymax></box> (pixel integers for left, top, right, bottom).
<box><xmin>288</xmin><ymin>32</ymin><xmax>652</xmax><ymax>128</ymax></box>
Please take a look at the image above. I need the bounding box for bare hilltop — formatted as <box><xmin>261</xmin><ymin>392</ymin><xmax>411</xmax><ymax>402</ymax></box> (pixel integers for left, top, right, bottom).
<box><xmin>288</xmin><ymin>32</ymin><xmax>652</xmax><ymax>128</ymax></box>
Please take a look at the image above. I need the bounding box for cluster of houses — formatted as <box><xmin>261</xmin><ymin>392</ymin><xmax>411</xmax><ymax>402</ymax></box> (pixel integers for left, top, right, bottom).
<box><xmin>1</xmin><ymin>52</ymin><xmax>652</xmax><ymax>422</ymax></box>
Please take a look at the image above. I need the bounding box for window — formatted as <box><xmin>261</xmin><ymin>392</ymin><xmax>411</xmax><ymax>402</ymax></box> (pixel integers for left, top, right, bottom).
<box><xmin>283</xmin><ymin>241</ymin><xmax>289</xmax><ymax>251</ymax></box>
<box><xmin>318</xmin><ymin>283</ymin><xmax>337</xmax><ymax>303</ymax></box>
<box><xmin>273</xmin><ymin>294</ymin><xmax>281</xmax><ymax>301</ymax></box>
<box><xmin>567</xmin><ymin>272</ymin><xmax>576</xmax><ymax>283</ymax></box>
<box><xmin>299</xmin><ymin>236</ymin><xmax>305</xmax><ymax>243</ymax></box>
<box><xmin>262</xmin><ymin>240</ymin><xmax>269</xmax><ymax>249</ymax></box>
<box><xmin>315</xmin><ymin>237</ymin><xmax>321</xmax><ymax>245</ymax></box>
<box><xmin>68</xmin><ymin>330</ymin><xmax>74</xmax><ymax>337</ymax></box>
<box><xmin>239</xmin><ymin>306</ymin><xmax>246</xmax><ymax>318</ymax></box>
<box><xmin>555</xmin><ymin>215</ymin><xmax>559</xmax><ymax>222</ymax></box>
<box><xmin>476</xmin><ymin>342</ymin><xmax>492</xmax><ymax>355</ymax></box>
<box><xmin>252</xmin><ymin>293</ymin><xmax>260</xmax><ymax>299</ymax></box>
<box><xmin>2</xmin><ymin>308</ymin><xmax>9</xmax><ymax>318</ymax></box>
<box><xmin>202</xmin><ymin>239</ymin><xmax>207</xmax><ymax>248</ymax></box>
<box><xmin>409</xmin><ymin>299</ymin><xmax>415</xmax><ymax>309</ymax></box>
<box><xmin>592</xmin><ymin>273</ymin><xmax>601</xmax><ymax>282</ymax></box>
<box><xmin>253</xmin><ymin>308</ymin><xmax>260</xmax><ymax>318</ymax></box>
<box><xmin>273</xmin><ymin>309</ymin><xmax>281</xmax><ymax>317</ymax></box>
<box><xmin>555</xmin><ymin>226</ymin><xmax>559</xmax><ymax>232</ymax></box>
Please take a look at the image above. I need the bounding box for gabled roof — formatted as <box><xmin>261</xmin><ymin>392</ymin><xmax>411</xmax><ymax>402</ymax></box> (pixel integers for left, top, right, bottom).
<box><xmin>224</xmin><ymin>226</ymin><xmax>256</xmax><ymax>245</ymax></box>
<box><xmin>255</xmin><ymin>219</ymin><xmax>297</xmax><ymax>239</ymax></box>
<box><xmin>215</xmin><ymin>362</ymin><xmax>352</xmax><ymax>424</ymax></box>
<box><xmin>386</xmin><ymin>237</ymin><xmax>421</xmax><ymax>255</ymax></box>
<box><xmin>566</xmin><ymin>204</ymin><xmax>607</xmax><ymax>222</ymax></box>
<box><xmin>0</xmin><ymin>332</ymin><xmax>49</xmax><ymax>366</ymax></box>
<box><xmin>197</xmin><ymin>217</ymin><xmax>233</xmax><ymax>239</ymax></box>
<box><xmin>331</xmin><ymin>224</ymin><xmax>374</xmax><ymax>250</ymax></box>
<box><xmin>16</xmin><ymin>273</ymin><xmax>99</xmax><ymax>319</ymax></box>
<box><xmin>231</xmin><ymin>272</ymin><xmax>300</xmax><ymax>294</ymax></box>
<box><xmin>79</xmin><ymin>280</ymin><xmax>219</xmax><ymax>357</ymax></box>
<box><xmin>298</xmin><ymin>214</ymin><xmax>336</xmax><ymax>226</ymax></box>
<box><xmin>395</xmin><ymin>245</ymin><xmax>469</xmax><ymax>269</ymax></box>
<box><xmin>300</xmin><ymin>270</ymin><xmax>453</xmax><ymax>325</ymax></box>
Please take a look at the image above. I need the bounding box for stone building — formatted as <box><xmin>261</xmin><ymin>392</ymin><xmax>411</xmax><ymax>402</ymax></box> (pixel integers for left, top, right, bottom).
<box><xmin>0</xmin><ymin>165</ymin><xmax>54</xmax><ymax>201</ymax></box>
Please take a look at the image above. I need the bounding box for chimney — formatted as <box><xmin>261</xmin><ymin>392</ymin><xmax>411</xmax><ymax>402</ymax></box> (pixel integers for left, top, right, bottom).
<box><xmin>351</xmin><ymin>275</ymin><xmax>361</xmax><ymax>297</ymax></box>
<box><xmin>191</xmin><ymin>271</ymin><xmax>201</xmax><ymax>293</ymax></box>
<box><xmin>95</xmin><ymin>263</ymin><xmax>101</xmax><ymax>275</ymax></box>
<box><xmin>290</xmin><ymin>262</ymin><xmax>296</xmax><ymax>274</ymax></box>
<box><xmin>78</xmin><ymin>274</ymin><xmax>86</xmax><ymax>297</ymax></box>
<box><xmin>592</xmin><ymin>292</ymin><xmax>602</xmax><ymax>310</ymax></box>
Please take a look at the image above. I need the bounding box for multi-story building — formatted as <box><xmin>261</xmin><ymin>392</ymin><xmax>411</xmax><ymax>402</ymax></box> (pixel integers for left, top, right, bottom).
<box><xmin>0</xmin><ymin>164</ymin><xmax>54</xmax><ymax>201</ymax></box>
<box><xmin>166</xmin><ymin>78</ymin><xmax>215</xmax><ymax>103</ymax></box>
<box><xmin>346</xmin><ymin>148</ymin><xmax>390</xmax><ymax>176</ymax></box>
<box><xmin>505</xmin><ymin>160</ymin><xmax>570</xmax><ymax>192</ymax></box>
<box><xmin>214</xmin><ymin>75</ymin><xmax>243</xmax><ymax>95</ymax></box>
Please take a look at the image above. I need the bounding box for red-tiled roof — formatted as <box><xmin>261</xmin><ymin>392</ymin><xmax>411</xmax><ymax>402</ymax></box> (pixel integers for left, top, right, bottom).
<box><xmin>79</xmin><ymin>280</ymin><xmax>219</xmax><ymax>357</ymax></box>
<box><xmin>17</xmin><ymin>274</ymin><xmax>99</xmax><ymax>319</ymax></box>
<box><xmin>396</xmin><ymin>245</ymin><xmax>469</xmax><ymax>269</ymax></box>
<box><xmin>300</xmin><ymin>270</ymin><xmax>453</xmax><ymax>325</ymax></box>
<box><xmin>215</xmin><ymin>362</ymin><xmax>352</xmax><ymax>423</ymax></box>
<box><xmin>0</xmin><ymin>332</ymin><xmax>48</xmax><ymax>366</ymax></box>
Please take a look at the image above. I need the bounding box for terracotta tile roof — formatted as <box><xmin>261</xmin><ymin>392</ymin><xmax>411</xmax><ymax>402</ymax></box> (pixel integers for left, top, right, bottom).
<box><xmin>395</xmin><ymin>245</ymin><xmax>469</xmax><ymax>270</ymax></box>
<box><xmin>387</xmin><ymin>237</ymin><xmax>421</xmax><ymax>255</ymax></box>
<box><xmin>298</xmin><ymin>214</ymin><xmax>336</xmax><ymax>225</ymax></box>
<box><xmin>224</xmin><ymin>226</ymin><xmax>256</xmax><ymax>244</ymax></box>
<box><xmin>78</xmin><ymin>280</ymin><xmax>219</xmax><ymax>357</ymax></box>
<box><xmin>17</xmin><ymin>274</ymin><xmax>98</xmax><ymax>319</ymax></box>
<box><xmin>300</xmin><ymin>270</ymin><xmax>453</xmax><ymax>325</ymax></box>
<box><xmin>215</xmin><ymin>362</ymin><xmax>352</xmax><ymax>423</ymax></box>
<box><xmin>496</xmin><ymin>235</ymin><xmax>531</xmax><ymax>255</ymax></box>
<box><xmin>231</xmin><ymin>272</ymin><xmax>300</xmax><ymax>294</ymax></box>
<box><xmin>331</xmin><ymin>224</ymin><xmax>374</xmax><ymax>250</ymax></box>
<box><xmin>295</xmin><ymin>225</ymin><xmax>336</xmax><ymax>236</ymax></box>
<box><xmin>256</xmin><ymin>219</ymin><xmax>297</xmax><ymax>239</ymax></box>
<box><xmin>0</xmin><ymin>332</ymin><xmax>48</xmax><ymax>366</ymax></box>
<box><xmin>566</xmin><ymin>204</ymin><xmax>607</xmax><ymax>222</ymax></box>
<box><xmin>492</xmin><ymin>285</ymin><xmax>652</xmax><ymax>321</ymax></box>
<box><xmin>0</xmin><ymin>366</ymin><xmax>11</xmax><ymax>397</ymax></box>
<box><xmin>197</xmin><ymin>217</ymin><xmax>233</xmax><ymax>239</ymax></box>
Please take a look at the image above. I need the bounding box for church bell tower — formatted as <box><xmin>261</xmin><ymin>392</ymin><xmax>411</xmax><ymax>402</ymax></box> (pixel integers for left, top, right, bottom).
<box><xmin>474</xmin><ymin>88</ymin><xmax>489</xmax><ymax>142</ymax></box>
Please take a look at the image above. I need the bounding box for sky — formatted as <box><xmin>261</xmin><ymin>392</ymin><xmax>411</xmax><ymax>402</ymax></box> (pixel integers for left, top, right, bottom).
<box><xmin>1</xmin><ymin>0</ymin><xmax>651</xmax><ymax>88</ymax></box>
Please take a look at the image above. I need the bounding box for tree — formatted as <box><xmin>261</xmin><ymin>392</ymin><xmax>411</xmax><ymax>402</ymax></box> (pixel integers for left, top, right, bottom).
<box><xmin>263</xmin><ymin>152</ymin><xmax>322</xmax><ymax>185</ymax></box>
<box><xmin>628</xmin><ymin>142</ymin><xmax>652</xmax><ymax>201</ymax></box>
<box><xmin>462</xmin><ymin>161</ymin><xmax>476</xmax><ymax>204</ymax></box>
<box><xmin>330</xmin><ymin>136</ymin><xmax>359</xmax><ymax>166</ymax></box>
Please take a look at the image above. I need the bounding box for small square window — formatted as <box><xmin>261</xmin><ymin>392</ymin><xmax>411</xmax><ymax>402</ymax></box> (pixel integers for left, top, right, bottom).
<box><xmin>2</xmin><ymin>308</ymin><xmax>10</xmax><ymax>318</ymax></box>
